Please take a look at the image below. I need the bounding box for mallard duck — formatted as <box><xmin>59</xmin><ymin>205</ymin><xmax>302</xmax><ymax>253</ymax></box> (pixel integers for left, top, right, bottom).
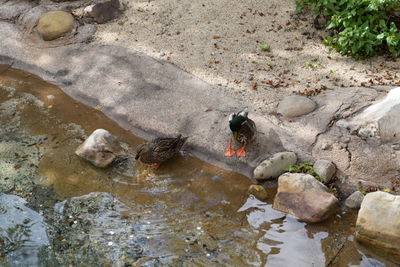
<box><xmin>135</xmin><ymin>134</ymin><xmax>188</xmax><ymax>168</ymax></box>
<box><xmin>225</xmin><ymin>108</ymin><xmax>256</xmax><ymax>157</ymax></box>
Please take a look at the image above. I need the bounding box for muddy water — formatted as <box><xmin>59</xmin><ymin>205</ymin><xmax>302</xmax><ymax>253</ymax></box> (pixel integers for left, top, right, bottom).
<box><xmin>0</xmin><ymin>65</ymin><xmax>398</xmax><ymax>266</ymax></box>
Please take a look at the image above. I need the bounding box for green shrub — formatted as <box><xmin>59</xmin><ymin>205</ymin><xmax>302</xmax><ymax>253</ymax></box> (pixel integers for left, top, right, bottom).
<box><xmin>296</xmin><ymin>0</ymin><xmax>400</xmax><ymax>58</ymax></box>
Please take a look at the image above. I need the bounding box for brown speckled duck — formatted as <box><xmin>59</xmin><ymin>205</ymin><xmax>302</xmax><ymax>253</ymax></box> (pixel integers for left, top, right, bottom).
<box><xmin>135</xmin><ymin>134</ymin><xmax>188</xmax><ymax>168</ymax></box>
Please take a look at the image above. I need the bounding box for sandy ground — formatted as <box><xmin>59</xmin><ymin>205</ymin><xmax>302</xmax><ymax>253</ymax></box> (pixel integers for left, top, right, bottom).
<box><xmin>94</xmin><ymin>0</ymin><xmax>400</xmax><ymax>115</ymax></box>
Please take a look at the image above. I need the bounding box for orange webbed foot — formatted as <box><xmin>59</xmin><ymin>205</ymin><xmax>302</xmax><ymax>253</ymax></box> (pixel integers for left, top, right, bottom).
<box><xmin>224</xmin><ymin>139</ymin><xmax>236</xmax><ymax>157</ymax></box>
<box><xmin>236</xmin><ymin>144</ymin><xmax>247</xmax><ymax>157</ymax></box>
<box><xmin>151</xmin><ymin>163</ymin><xmax>160</xmax><ymax>169</ymax></box>
<box><xmin>224</xmin><ymin>147</ymin><xmax>236</xmax><ymax>157</ymax></box>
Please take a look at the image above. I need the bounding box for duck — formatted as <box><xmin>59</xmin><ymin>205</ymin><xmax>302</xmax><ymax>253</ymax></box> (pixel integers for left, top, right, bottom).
<box><xmin>225</xmin><ymin>107</ymin><xmax>256</xmax><ymax>157</ymax></box>
<box><xmin>135</xmin><ymin>134</ymin><xmax>188</xmax><ymax>168</ymax></box>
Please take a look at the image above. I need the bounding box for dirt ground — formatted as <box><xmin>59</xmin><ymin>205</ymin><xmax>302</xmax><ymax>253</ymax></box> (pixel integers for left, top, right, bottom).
<box><xmin>94</xmin><ymin>0</ymin><xmax>400</xmax><ymax>115</ymax></box>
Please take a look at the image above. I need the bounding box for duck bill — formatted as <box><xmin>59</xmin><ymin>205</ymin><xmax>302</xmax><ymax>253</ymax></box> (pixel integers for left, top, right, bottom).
<box><xmin>233</xmin><ymin>131</ymin><xmax>238</xmax><ymax>140</ymax></box>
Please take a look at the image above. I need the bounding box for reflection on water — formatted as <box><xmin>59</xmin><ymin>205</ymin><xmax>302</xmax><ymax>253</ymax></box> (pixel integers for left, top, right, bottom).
<box><xmin>240</xmin><ymin>197</ymin><xmax>327</xmax><ymax>266</ymax></box>
<box><xmin>0</xmin><ymin>65</ymin><xmax>398</xmax><ymax>266</ymax></box>
<box><xmin>0</xmin><ymin>194</ymin><xmax>49</xmax><ymax>267</ymax></box>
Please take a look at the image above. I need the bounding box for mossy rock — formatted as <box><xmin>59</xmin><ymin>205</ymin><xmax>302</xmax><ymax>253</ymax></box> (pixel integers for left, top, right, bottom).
<box><xmin>248</xmin><ymin>185</ymin><xmax>268</xmax><ymax>201</ymax></box>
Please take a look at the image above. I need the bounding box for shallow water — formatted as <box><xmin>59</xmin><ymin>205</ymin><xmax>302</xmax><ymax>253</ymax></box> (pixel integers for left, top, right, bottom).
<box><xmin>0</xmin><ymin>65</ymin><xmax>398</xmax><ymax>266</ymax></box>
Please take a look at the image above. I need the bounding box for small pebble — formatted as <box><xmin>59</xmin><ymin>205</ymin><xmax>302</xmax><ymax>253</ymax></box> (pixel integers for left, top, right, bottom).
<box><xmin>247</xmin><ymin>184</ymin><xmax>268</xmax><ymax>200</ymax></box>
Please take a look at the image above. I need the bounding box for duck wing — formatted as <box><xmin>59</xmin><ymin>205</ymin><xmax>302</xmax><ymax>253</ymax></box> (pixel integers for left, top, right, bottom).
<box><xmin>238</xmin><ymin>118</ymin><xmax>256</xmax><ymax>143</ymax></box>
<box><xmin>146</xmin><ymin>135</ymin><xmax>188</xmax><ymax>162</ymax></box>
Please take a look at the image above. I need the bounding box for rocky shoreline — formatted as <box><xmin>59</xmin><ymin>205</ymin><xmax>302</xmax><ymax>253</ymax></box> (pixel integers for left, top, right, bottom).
<box><xmin>0</xmin><ymin>0</ymin><xmax>399</xmax><ymax>264</ymax></box>
<box><xmin>1</xmin><ymin>66</ymin><xmax>399</xmax><ymax>265</ymax></box>
<box><xmin>2</xmin><ymin>1</ymin><xmax>400</xmax><ymax>195</ymax></box>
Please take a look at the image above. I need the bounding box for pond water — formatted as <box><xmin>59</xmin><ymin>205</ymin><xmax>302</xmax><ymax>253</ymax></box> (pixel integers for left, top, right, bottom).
<box><xmin>0</xmin><ymin>65</ymin><xmax>398</xmax><ymax>266</ymax></box>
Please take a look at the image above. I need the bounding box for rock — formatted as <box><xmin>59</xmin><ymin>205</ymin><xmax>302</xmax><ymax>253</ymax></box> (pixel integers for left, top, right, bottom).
<box><xmin>0</xmin><ymin>0</ymin><xmax>36</xmax><ymax>21</ymax></box>
<box><xmin>337</xmin><ymin>87</ymin><xmax>400</xmax><ymax>142</ymax></box>
<box><xmin>75</xmin><ymin>129</ymin><xmax>124</xmax><ymax>168</ymax></box>
<box><xmin>356</xmin><ymin>191</ymin><xmax>400</xmax><ymax>254</ymax></box>
<box><xmin>52</xmin><ymin>192</ymin><xmax>142</xmax><ymax>265</ymax></box>
<box><xmin>253</xmin><ymin>152</ymin><xmax>297</xmax><ymax>181</ymax></box>
<box><xmin>0</xmin><ymin>194</ymin><xmax>50</xmax><ymax>266</ymax></box>
<box><xmin>345</xmin><ymin>191</ymin><xmax>364</xmax><ymax>209</ymax></box>
<box><xmin>377</xmin><ymin>102</ymin><xmax>400</xmax><ymax>142</ymax></box>
<box><xmin>313</xmin><ymin>159</ymin><xmax>336</xmax><ymax>184</ymax></box>
<box><xmin>85</xmin><ymin>0</ymin><xmax>122</xmax><ymax>23</ymax></box>
<box><xmin>247</xmin><ymin>185</ymin><xmax>268</xmax><ymax>200</ymax></box>
<box><xmin>277</xmin><ymin>95</ymin><xmax>317</xmax><ymax>118</ymax></box>
<box><xmin>37</xmin><ymin>11</ymin><xmax>74</xmax><ymax>41</ymax></box>
<box><xmin>273</xmin><ymin>173</ymin><xmax>339</xmax><ymax>223</ymax></box>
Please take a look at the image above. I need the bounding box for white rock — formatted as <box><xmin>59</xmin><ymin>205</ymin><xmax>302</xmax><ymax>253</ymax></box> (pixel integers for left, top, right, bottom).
<box><xmin>344</xmin><ymin>191</ymin><xmax>364</xmax><ymax>209</ymax></box>
<box><xmin>253</xmin><ymin>152</ymin><xmax>297</xmax><ymax>180</ymax></box>
<box><xmin>83</xmin><ymin>5</ymin><xmax>94</xmax><ymax>15</ymax></box>
<box><xmin>75</xmin><ymin>129</ymin><xmax>123</xmax><ymax>168</ymax></box>
<box><xmin>277</xmin><ymin>95</ymin><xmax>317</xmax><ymax>118</ymax></box>
<box><xmin>337</xmin><ymin>87</ymin><xmax>400</xmax><ymax>142</ymax></box>
<box><xmin>356</xmin><ymin>191</ymin><xmax>400</xmax><ymax>253</ymax></box>
<box><xmin>313</xmin><ymin>159</ymin><xmax>336</xmax><ymax>184</ymax></box>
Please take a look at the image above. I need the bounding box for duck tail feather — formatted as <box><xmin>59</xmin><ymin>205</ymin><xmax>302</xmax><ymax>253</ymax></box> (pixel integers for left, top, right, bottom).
<box><xmin>238</xmin><ymin>107</ymin><xmax>249</xmax><ymax>117</ymax></box>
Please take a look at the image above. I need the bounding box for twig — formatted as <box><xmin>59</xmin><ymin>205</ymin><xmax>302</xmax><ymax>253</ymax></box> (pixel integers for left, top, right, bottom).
<box><xmin>0</xmin><ymin>62</ymin><xmax>14</xmax><ymax>75</ymax></box>
<box><xmin>326</xmin><ymin>241</ymin><xmax>346</xmax><ymax>267</ymax></box>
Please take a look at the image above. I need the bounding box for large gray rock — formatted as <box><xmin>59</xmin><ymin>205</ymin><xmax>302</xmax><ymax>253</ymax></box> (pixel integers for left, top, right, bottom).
<box><xmin>273</xmin><ymin>173</ymin><xmax>339</xmax><ymax>223</ymax></box>
<box><xmin>277</xmin><ymin>95</ymin><xmax>317</xmax><ymax>118</ymax></box>
<box><xmin>337</xmin><ymin>87</ymin><xmax>400</xmax><ymax>142</ymax></box>
<box><xmin>356</xmin><ymin>191</ymin><xmax>400</xmax><ymax>254</ymax></box>
<box><xmin>253</xmin><ymin>152</ymin><xmax>297</xmax><ymax>181</ymax></box>
<box><xmin>75</xmin><ymin>129</ymin><xmax>124</xmax><ymax>168</ymax></box>
<box><xmin>313</xmin><ymin>159</ymin><xmax>336</xmax><ymax>184</ymax></box>
<box><xmin>0</xmin><ymin>194</ymin><xmax>50</xmax><ymax>266</ymax></box>
<box><xmin>312</xmin><ymin>116</ymin><xmax>400</xmax><ymax>196</ymax></box>
<box><xmin>0</xmin><ymin>0</ymin><xmax>36</xmax><ymax>21</ymax></box>
<box><xmin>37</xmin><ymin>11</ymin><xmax>74</xmax><ymax>41</ymax></box>
<box><xmin>344</xmin><ymin>191</ymin><xmax>364</xmax><ymax>209</ymax></box>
